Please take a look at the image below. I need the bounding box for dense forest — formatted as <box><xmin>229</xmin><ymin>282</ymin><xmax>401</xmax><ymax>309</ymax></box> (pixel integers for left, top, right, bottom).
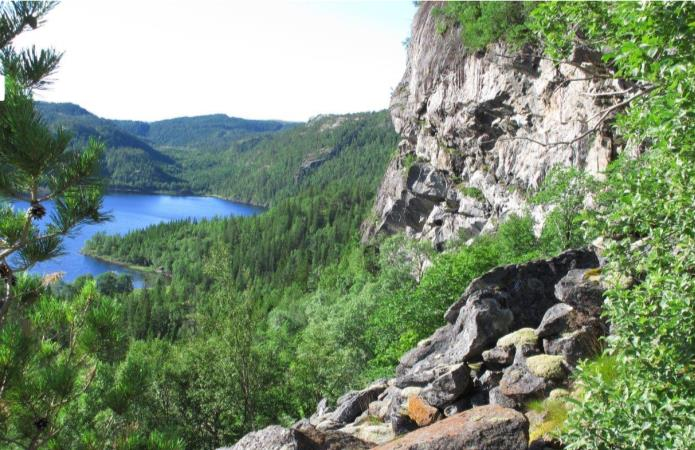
<box><xmin>40</xmin><ymin>102</ymin><xmax>394</xmax><ymax>206</ymax></box>
<box><xmin>0</xmin><ymin>1</ymin><xmax>693</xmax><ymax>450</ymax></box>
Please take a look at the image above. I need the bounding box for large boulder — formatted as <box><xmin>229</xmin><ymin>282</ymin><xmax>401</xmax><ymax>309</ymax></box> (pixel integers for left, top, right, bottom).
<box><xmin>419</xmin><ymin>364</ymin><xmax>472</xmax><ymax>408</ymax></box>
<box><xmin>339</xmin><ymin>421</ymin><xmax>395</xmax><ymax>446</ymax></box>
<box><xmin>543</xmin><ymin>322</ymin><xmax>603</xmax><ymax>366</ymax></box>
<box><xmin>330</xmin><ymin>383</ymin><xmax>388</xmax><ymax>424</ymax></box>
<box><xmin>220</xmin><ymin>423</ymin><xmax>374</xmax><ymax>450</ymax></box>
<box><xmin>554</xmin><ymin>268</ymin><xmax>605</xmax><ymax>317</ymax></box>
<box><xmin>220</xmin><ymin>425</ymin><xmax>297</xmax><ymax>450</ymax></box>
<box><xmin>445</xmin><ymin>250</ymin><xmax>599</xmax><ymax>326</ymax></box>
<box><xmin>397</xmin><ymin>249</ymin><xmax>599</xmax><ymax>376</ymax></box>
<box><xmin>372</xmin><ymin>405</ymin><xmax>529</xmax><ymax>450</ymax></box>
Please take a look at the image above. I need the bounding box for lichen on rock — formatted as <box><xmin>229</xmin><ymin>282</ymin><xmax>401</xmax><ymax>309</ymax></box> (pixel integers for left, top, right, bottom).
<box><xmin>526</xmin><ymin>355</ymin><xmax>567</xmax><ymax>380</ymax></box>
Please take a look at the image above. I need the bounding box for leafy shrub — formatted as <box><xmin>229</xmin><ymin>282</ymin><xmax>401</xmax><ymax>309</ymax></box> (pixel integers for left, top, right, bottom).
<box><xmin>435</xmin><ymin>1</ymin><xmax>537</xmax><ymax>50</ymax></box>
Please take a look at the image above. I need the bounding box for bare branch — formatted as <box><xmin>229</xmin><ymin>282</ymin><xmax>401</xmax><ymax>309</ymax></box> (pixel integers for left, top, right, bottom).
<box><xmin>582</xmin><ymin>89</ymin><xmax>635</xmax><ymax>97</ymax></box>
<box><xmin>481</xmin><ymin>85</ymin><xmax>657</xmax><ymax>150</ymax></box>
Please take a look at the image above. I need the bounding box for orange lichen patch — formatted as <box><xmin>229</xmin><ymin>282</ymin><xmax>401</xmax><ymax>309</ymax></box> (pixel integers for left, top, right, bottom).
<box><xmin>407</xmin><ymin>395</ymin><xmax>439</xmax><ymax>427</ymax></box>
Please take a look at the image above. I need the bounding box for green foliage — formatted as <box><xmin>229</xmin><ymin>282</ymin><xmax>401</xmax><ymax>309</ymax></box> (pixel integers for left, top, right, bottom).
<box><xmin>435</xmin><ymin>1</ymin><xmax>537</xmax><ymax>50</ymax></box>
<box><xmin>0</xmin><ymin>3</ymin><xmax>108</xmax><ymax>325</ymax></box>
<box><xmin>166</xmin><ymin>111</ymin><xmax>397</xmax><ymax>206</ymax></box>
<box><xmin>0</xmin><ymin>279</ymin><xmax>130</xmax><ymax>448</ymax></box>
<box><xmin>532</xmin><ymin>167</ymin><xmax>597</xmax><ymax>252</ymax></box>
<box><xmin>562</xmin><ymin>150</ymin><xmax>695</xmax><ymax>450</ymax></box>
<box><xmin>96</xmin><ymin>271</ymin><xmax>134</xmax><ymax>296</ymax></box>
<box><xmin>459</xmin><ymin>186</ymin><xmax>484</xmax><ymax>202</ymax></box>
<box><xmin>527</xmin><ymin>397</ymin><xmax>571</xmax><ymax>442</ymax></box>
<box><xmin>402</xmin><ymin>152</ymin><xmax>416</xmax><ymax>171</ymax></box>
<box><xmin>113</xmin><ymin>113</ymin><xmax>295</xmax><ymax>151</ymax></box>
<box><xmin>528</xmin><ymin>2</ymin><xmax>695</xmax><ymax>448</ymax></box>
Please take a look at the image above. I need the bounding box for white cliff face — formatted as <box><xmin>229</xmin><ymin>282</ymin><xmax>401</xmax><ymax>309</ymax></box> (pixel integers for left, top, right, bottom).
<box><xmin>364</xmin><ymin>2</ymin><xmax>621</xmax><ymax>247</ymax></box>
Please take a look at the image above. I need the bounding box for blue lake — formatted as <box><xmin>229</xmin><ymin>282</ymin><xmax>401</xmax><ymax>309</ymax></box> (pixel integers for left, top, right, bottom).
<box><xmin>14</xmin><ymin>193</ymin><xmax>261</xmax><ymax>287</ymax></box>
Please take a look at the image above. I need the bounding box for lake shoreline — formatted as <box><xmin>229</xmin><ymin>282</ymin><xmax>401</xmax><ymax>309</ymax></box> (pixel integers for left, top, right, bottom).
<box><xmin>106</xmin><ymin>188</ymin><xmax>268</xmax><ymax>210</ymax></box>
<box><xmin>24</xmin><ymin>193</ymin><xmax>260</xmax><ymax>283</ymax></box>
<box><xmin>80</xmin><ymin>251</ymin><xmax>158</xmax><ymax>275</ymax></box>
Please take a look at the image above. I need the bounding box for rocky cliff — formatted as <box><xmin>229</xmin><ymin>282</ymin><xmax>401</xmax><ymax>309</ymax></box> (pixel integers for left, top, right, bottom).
<box><xmin>363</xmin><ymin>2</ymin><xmax>622</xmax><ymax>247</ymax></box>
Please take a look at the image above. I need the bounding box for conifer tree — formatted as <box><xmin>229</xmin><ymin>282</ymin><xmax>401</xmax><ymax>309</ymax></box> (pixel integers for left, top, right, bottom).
<box><xmin>0</xmin><ymin>1</ymin><xmax>107</xmax><ymax>324</ymax></box>
<box><xmin>0</xmin><ymin>3</ymin><xmax>133</xmax><ymax>449</ymax></box>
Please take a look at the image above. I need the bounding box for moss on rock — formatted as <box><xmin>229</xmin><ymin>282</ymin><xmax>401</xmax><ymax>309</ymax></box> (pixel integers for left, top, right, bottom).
<box><xmin>526</xmin><ymin>355</ymin><xmax>567</xmax><ymax>379</ymax></box>
<box><xmin>497</xmin><ymin>327</ymin><xmax>538</xmax><ymax>348</ymax></box>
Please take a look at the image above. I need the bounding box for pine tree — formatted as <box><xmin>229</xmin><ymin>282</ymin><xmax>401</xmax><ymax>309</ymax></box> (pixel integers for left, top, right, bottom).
<box><xmin>0</xmin><ymin>1</ymin><xmax>107</xmax><ymax>324</ymax></box>
<box><xmin>0</xmin><ymin>3</ymin><xmax>130</xmax><ymax>449</ymax></box>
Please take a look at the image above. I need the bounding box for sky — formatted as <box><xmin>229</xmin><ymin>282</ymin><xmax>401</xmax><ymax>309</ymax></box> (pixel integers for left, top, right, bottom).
<box><xmin>12</xmin><ymin>0</ymin><xmax>417</xmax><ymax>123</ymax></box>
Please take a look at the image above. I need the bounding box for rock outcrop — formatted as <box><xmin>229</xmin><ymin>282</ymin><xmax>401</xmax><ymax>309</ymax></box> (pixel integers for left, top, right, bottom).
<box><xmin>220</xmin><ymin>423</ymin><xmax>373</xmax><ymax>450</ymax></box>
<box><xmin>222</xmin><ymin>251</ymin><xmax>607</xmax><ymax>449</ymax></box>
<box><xmin>299</xmin><ymin>252</ymin><xmax>606</xmax><ymax>449</ymax></box>
<box><xmin>373</xmin><ymin>405</ymin><xmax>529</xmax><ymax>450</ymax></box>
<box><xmin>362</xmin><ymin>1</ymin><xmax>622</xmax><ymax>247</ymax></box>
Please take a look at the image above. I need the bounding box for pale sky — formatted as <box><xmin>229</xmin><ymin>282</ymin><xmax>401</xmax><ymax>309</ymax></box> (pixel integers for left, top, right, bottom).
<box><xmin>12</xmin><ymin>0</ymin><xmax>416</xmax><ymax>122</ymax></box>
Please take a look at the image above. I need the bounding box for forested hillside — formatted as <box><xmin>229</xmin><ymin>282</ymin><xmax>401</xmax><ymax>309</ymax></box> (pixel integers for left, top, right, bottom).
<box><xmin>84</xmin><ymin>111</ymin><xmax>398</xmax><ymax>291</ymax></box>
<box><xmin>37</xmin><ymin>102</ymin><xmax>188</xmax><ymax>192</ymax></box>
<box><xmin>114</xmin><ymin>114</ymin><xmax>295</xmax><ymax>151</ymax></box>
<box><xmin>39</xmin><ymin>102</ymin><xmax>388</xmax><ymax>207</ymax></box>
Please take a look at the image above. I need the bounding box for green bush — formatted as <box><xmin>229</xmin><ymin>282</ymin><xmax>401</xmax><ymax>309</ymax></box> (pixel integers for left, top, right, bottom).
<box><xmin>528</xmin><ymin>2</ymin><xmax>695</xmax><ymax>448</ymax></box>
<box><xmin>435</xmin><ymin>1</ymin><xmax>537</xmax><ymax>50</ymax></box>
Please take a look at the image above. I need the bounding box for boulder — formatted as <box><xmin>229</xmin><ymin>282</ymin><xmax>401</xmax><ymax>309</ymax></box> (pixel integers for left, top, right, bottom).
<box><xmin>497</xmin><ymin>327</ymin><xmax>540</xmax><ymax>361</ymax></box>
<box><xmin>441</xmin><ymin>290</ymin><xmax>514</xmax><ymax>364</ymax></box>
<box><xmin>340</xmin><ymin>422</ymin><xmax>395</xmax><ymax>446</ymax></box>
<box><xmin>543</xmin><ymin>323</ymin><xmax>603</xmax><ymax>366</ymax></box>
<box><xmin>445</xmin><ymin>250</ymin><xmax>599</xmax><ymax>325</ymax></box>
<box><xmin>407</xmin><ymin>396</ymin><xmax>439</xmax><ymax>427</ymax></box>
<box><xmin>499</xmin><ymin>364</ymin><xmax>553</xmax><ymax>402</ymax></box>
<box><xmin>420</xmin><ymin>363</ymin><xmax>472</xmax><ymax>408</ymax></box>
<box><xmin>220</xmin><ymin>425</ymin><xmax>297</xmax><ymax>450</ymax></box>
<box><xmin>221</xmin><ymin>423</ymin><xmax>374</xmax><ymax>450</ymax></box>
<box><xmin>372</xmin><ymin>405</ymin><xmax>529</xmax><ymax>450</ymax></box>
<box><xmin>535</xmin><ymin>303</ymin><xmax>581</xmax><ymax>338</ymax></box>
<box><xmin>554</xmin><ymin>268</ymin><xmax>605</xmax><ymax>317</ymax></box>
<box><xmin>525</xmin><ymin>355</ymin><xmax>568</xmax><ymax>380</ymax></box>
<box><xmin>293</xmin><ymin>422</ymin><xmax>375</xmax><ymax>450</ymax></box>
<box><xmin>497</xmin><ymin>328</ymin><xmax>538</xmax><ymax>348</ymax></box>
<box><xmin>331</xmin><ymin>384</ymin><xmax>387</xmax><ymax>424</ymax></box>
<box><xmin>393</xmin><ymin>366</ymin><xmax>445</xmax><ymax>388</ymax></box>
<box><xmin>396</xmin><ymin>250</ymin><xmax>599</xmax><ymax>376</ymax></box>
